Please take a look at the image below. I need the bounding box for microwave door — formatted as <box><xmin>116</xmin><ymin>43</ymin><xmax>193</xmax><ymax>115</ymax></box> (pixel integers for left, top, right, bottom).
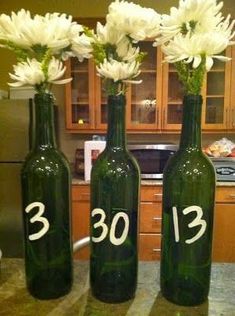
<box><xmin>130</xmin><ymin>149</ymin><xmax>175</xmax><ymax>179</ymax></box>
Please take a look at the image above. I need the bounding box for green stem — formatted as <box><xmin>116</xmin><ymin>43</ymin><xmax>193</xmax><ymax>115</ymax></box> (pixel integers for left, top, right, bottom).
<box><xmin>174</xmin><ymin>56</ymin><xmax>206</xmax><ymax>95</ymax></box>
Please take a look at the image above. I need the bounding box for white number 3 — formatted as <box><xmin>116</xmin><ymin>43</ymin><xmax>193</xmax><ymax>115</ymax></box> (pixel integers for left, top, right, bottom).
<box><xmin>25</xmin><ymin>202</ymin><xmax>50</xmax><ymax>241</ymax></box>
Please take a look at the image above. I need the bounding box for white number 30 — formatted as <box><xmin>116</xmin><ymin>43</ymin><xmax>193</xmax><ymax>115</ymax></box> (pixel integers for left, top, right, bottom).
<box><xmin>25</xmin><ymin>202</ymin><xmax>50</xmax><ymax>241</ymax></box>
<box><xmin>92</xmin><ymin>208</ymin><xmax>129</xmax><ymax>246</ymax></box>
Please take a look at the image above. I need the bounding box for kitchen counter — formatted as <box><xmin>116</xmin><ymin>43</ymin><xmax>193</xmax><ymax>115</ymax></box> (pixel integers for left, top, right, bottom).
<box><xmin>72</xmin><ymin>177</ymin><xmax>235</xmax><ymax>186</ymax></box>
<box><xmin>0</xmin><ymin>259</ymin><xmax>234</xmax><ymax>316</ymax></box>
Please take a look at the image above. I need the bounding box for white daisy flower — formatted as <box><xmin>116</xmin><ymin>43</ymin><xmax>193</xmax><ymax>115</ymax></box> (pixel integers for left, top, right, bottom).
<box><xmin>97</xmin><ymin>59</ymin><xmax>140</xmax><ymax>82</ymax></box>
<box><xmin>8</xmin><ymin>57</ymin><xmax>71</xmax><ymax>88</ymax></box>
<box><xmin>106</xmin><ymin>0</ymin><xmax>161</xmax><ymax>41</ymax></box>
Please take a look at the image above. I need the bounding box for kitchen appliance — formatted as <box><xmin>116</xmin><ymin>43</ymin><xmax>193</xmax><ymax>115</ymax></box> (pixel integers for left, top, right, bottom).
<box><xmin>0</xmin><ymin>99</ymin><xmax>32</xmax><ymax>257</ymax></box>
<box><xmin>0</xmin><ymin>99</ymin><xmax>59</xmax><ymax>257</ymax></box>
<box><xmin>128</xmin><ymin>144</ymin><xmax>178</xmax><ymax>179</ymax></box>
<box><xmin>210</xmin><ymin>157</ymin><xmax>235</xmax><ymax>181</ymax></box>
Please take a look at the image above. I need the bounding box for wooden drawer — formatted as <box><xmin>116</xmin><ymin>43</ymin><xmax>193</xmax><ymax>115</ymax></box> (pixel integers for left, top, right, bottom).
<box><xmin>72</xmin><ymin>185</ymin><xmax>90</xmax><ymax>201</ymax></box>
<box><xmin>140</xmin><ymin>202</ymin><xmax>162</xmax><ymax>233</ymax></box>
<box><xmin>216</xmin><ymin>186</ymin><xmax>235</xmax><ymax>203</ymax></box>
<box><xmin>139</xmin><ymin>234</ymin><xmax>161</xmax><ymax>261</ymax></box>
<box><xmin>141</xmin><ymin>186</ymin><xmax>163</xmax><ymax>202</ymax></box>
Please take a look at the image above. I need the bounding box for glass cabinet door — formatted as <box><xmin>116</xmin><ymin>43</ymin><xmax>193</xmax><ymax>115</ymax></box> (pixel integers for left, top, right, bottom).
<box><xmin>95</xmin><ymin>78</ymin><xmax>108</xmax><ymax>130</ymax></box>
<box><xmin>162</xmin><ymin>63</ymin><xmax>184</xmax><ymax>130</ymax></box>
<box><xmin>202</xmin><ymin>49</ymin><xmax>231</xmax><ymax>130</ymax></box>
<box><xmin>127</xmin><ymin>42</ymin><xmax>162</xmax><ymax>130</ymax></box>
<box><xmin>65</xmin><ymin>58</ymin><xmax>95</xmax><ymax>130</ymax></box>
<box><xmin>162</xmin><ymin>48</ymin><xmax>231</xmax><ymax>131</ymax></box>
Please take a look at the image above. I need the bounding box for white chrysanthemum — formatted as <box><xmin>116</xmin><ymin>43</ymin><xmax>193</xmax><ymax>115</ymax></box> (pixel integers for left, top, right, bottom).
<box><xmin>116</xmin><ymin>37</ymin><xmax>140</xmax><ymax>62</ymax></box>
<box><xmin>0</xmin><ymin>10</ymin><xmax>73</xmax><ymax>50</ymax></box>
<box><xmin>97</xmin><ymin>59</ymin><xmax>140</xmax><ymax>82</ymax></box>
<box><xmin>8</xmin><ymin>57</ymin><xmax>71</xmax><ymax>87</ymax></box>
<box><xmin>95</xmin><ymin>22</ymin><xmax>125</xmax><ymax>45</ymax></box>
<box><xmin>155</xmin><ymin>0</ymin><xmax>224</xmax><ymax>44</ymax></box>
<box><xmin>106</xmin><ymin>0</ymin><xmax>161</xmax><ymax>41</ymax></box>
<box><xmin>162</xmin><ymin>32</ymin><xmax>231</xmax><ymax>71</ymax></box>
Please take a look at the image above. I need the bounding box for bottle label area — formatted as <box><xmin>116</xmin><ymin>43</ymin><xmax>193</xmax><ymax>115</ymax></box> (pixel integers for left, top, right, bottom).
<box><xmin>172</xmin><ymin>205</ymin><xmax>207</xmax><ymax>244</ymax></box>
<box><xmin>91</xmin><ymin>208</ymin><xmax>130</xmax><ymax>246</ymax></box>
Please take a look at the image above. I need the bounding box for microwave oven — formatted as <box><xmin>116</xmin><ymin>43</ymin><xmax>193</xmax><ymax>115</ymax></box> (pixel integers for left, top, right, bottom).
<box><xmin>128</xmin><ymin>144</ymin><xmax>178</xmax><ymax>179</ymax></box>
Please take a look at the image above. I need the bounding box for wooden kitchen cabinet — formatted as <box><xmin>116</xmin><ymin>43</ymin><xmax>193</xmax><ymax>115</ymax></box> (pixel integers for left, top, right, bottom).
<box><xmin>65</xmin><ymin>42</ymin><xmax>234</xmax><ymax>133</ymax></box>
<box><xmin>65</xmin><ymin>41</ymin><xmax>163</xmax><ymax>133</ymax></box>
<box><xmin>139</xmin><ymin>185</ymin><xmax>162</xmax><ymax>260</ymax></box>
<box><xmin>212</xmin><ymin>186</ymin><xmax>235</xmax><ymax>262</ymax></box>
<box><xmin>72</xmin><ymin>184</ymin><xmax>235</xmax><ymax>262</ymax></box>
<box><xmin>162</xmin><ymin>47</ymin><xmax>233</xmax><ymax>131</ymax></box>
<box><xmin>71</xmin><ymin>184</ymin><xmax>164</xmax><ymax>261</ymax></box>
<box><xmin>72</xmin><ymin>185</ymin><xmax>90</xmax><ymax>259</ymax></box>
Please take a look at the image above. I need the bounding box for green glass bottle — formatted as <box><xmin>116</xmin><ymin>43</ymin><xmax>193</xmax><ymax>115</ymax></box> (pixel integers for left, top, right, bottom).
<box><xmin>90</xmin><ymin>94</ymin><xmax>140</xmax><ymax>303</ymax></box>
<box><xmin>21</xmin><ymin>93</ymin><xmax>73</xmax><ymax>299</ymax></box>
<box><xmin>160</xmin><ymin>95</ymin><xmax>215</xmax><ymax>306</ymax></box>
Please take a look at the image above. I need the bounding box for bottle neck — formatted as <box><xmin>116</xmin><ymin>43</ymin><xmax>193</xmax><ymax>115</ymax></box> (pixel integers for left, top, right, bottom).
<box><xmin>33</xmin><ymin>93</ymin><xmax>57</xmax><ymax>149</ymax></box>
<box><xmin>106</xmin><ymin>94</ymin><xmax>126</xmax><ymax>150</ymax></box>
<box><xmin>179</xmin><ymin>95</ymin><xmax>202</xmax><ymax>151</ymax></box>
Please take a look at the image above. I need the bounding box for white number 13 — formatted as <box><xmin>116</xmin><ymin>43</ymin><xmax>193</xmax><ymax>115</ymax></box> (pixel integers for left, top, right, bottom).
<box><xmin>25</xmin><ymin>202</ymin><xmax>50</xmax><ymax>241</ymax></box>
<box><xmin>172</xmin><ymin>205</ymin><xmax>207</xmax><ymax>244</ymax></box>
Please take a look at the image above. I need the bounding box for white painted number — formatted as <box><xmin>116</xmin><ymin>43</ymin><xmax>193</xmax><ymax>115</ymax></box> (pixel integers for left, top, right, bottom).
<box><xmin>172</xmin><ymin>205</ymin><xmax>207</xmax><ymax>244</ymax></box>
<box><xmin>25</xmin><ymin>202</ymin><xmax>50</xmax><ymax>241</ymax></box>
<box><xmin>91</xmin><ymin>208</ymin><xmax>129</xmax><ymax>246</ymax></box>
<box><xmin>110</xmin><ymin>212</ymin><xmax>129</xmax><ymax>246</ymax></box>
<box><xmin>91</xmin><ymin>208</ymin><xmax>108</xmax><ymax>243</ymax></box>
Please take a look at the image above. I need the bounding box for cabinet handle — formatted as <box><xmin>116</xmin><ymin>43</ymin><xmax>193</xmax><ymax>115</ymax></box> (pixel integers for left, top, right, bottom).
<box><xmin>232</xmin><ymin>109</ymin><xmax>235</xmax><ymax>127</ymax></box>
<box><xmin>153</xmin><ymin>248</ymin><xmax>161</xmax><ymax>252</ymax></box>
<box><xmin>81</xmin><ymin>193</ymin><xmax>90</xmax><ymax>197</ymax></box>
<box><xmin>140</xmin><ymin>202</ymin><xmax>154</xmax><ymax>205</ymax></box>
<box><xmin>154</xmin><ymin>193</ymin><xmax>163</xmax><ymax>200</ymax></box>
<box><xmin>153</xmin><ymin>217</ymin><xmax>162</xmax><ymax>221</ymax></box>
<box><xmin>225</xmin><ymin>108</ymin><xmax>229</xmax><ymax>126</ymax></box>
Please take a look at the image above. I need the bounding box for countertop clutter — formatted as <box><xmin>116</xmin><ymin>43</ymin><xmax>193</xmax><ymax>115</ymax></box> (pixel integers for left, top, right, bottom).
<box><xmin>0</xmin><ymin>259</ymin><xmax>234</xmax><ymax>316</ymax></box>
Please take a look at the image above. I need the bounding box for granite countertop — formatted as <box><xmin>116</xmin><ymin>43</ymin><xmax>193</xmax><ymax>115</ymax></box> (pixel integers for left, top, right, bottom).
<box><xmin>0</xmin><ymin>259</ymin><xmax>234</xmax><ymax>316</ymax></box>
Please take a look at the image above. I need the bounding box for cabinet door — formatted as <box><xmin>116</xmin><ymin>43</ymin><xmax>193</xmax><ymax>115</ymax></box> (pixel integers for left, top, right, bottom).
<box><xmin>94</xmin><ymin>77</ymin><xmax>108</xmax><ymax>130</ymax></box>
<box><xmin>65</xmin><ymin>58</ymin><xmax>96</xmax><ymax>131</ymax></box>
<box><xmin>72</xmin><ymin>185</ymin><xmax>90</xmax><ymax>260</ymax></box>
<box><xmin>162</xmin><ymin>48</ymin><xmax>232</xmax><ymax>131</ymax></box>
<box><xmin>202</xmin><ymin>48</ymin><xmax>232</xmax><ymax>130</ymax></box>
<box><xmin>162</xmin><ymin>62</ymin><xmax>184</xmax><ymax>131</ymax></box>
<box><xmin>229</xmin><ymin>46</ymin><xmax>235</xmax><ymax>130</ymax></box>
<box><xmin>212</xmin><ymin>203</ymin><xmax>235</xmax><ymax>262</ymax></box>
<box><xmin>127</xmin><ymin>42</ymin><xmax>163</xmax><ymax>131</ymax></box>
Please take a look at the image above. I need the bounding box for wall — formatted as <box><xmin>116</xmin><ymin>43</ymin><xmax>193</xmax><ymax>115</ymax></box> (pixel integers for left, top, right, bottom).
<box><xmin>0</xmin><ymin>1</ymin><xmax>235</xmax><ymax>164</ymax></box>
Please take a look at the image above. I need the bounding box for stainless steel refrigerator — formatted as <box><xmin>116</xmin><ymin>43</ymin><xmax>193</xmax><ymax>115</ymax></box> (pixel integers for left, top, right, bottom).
<box><xmin>0</xmin><ymin>99</ymin><xmax>31</xmax><ymax>257</ymax></box>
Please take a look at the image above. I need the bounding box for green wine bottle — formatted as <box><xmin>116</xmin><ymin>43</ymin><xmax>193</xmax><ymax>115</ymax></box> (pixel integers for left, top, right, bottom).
<box><xmin>160</xmin><ymin>95</ymin><xmax>215</xmax><ymax>306</ymax></box>
<box><xmin>21</xmin><ymin>93</ymin><xmax>73</xmax><ymax>299</ymax></box>
<box><xmin>90</xmin><ymin>94</ymin><xmax>140</xmax><ymax>303</ymax></box>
